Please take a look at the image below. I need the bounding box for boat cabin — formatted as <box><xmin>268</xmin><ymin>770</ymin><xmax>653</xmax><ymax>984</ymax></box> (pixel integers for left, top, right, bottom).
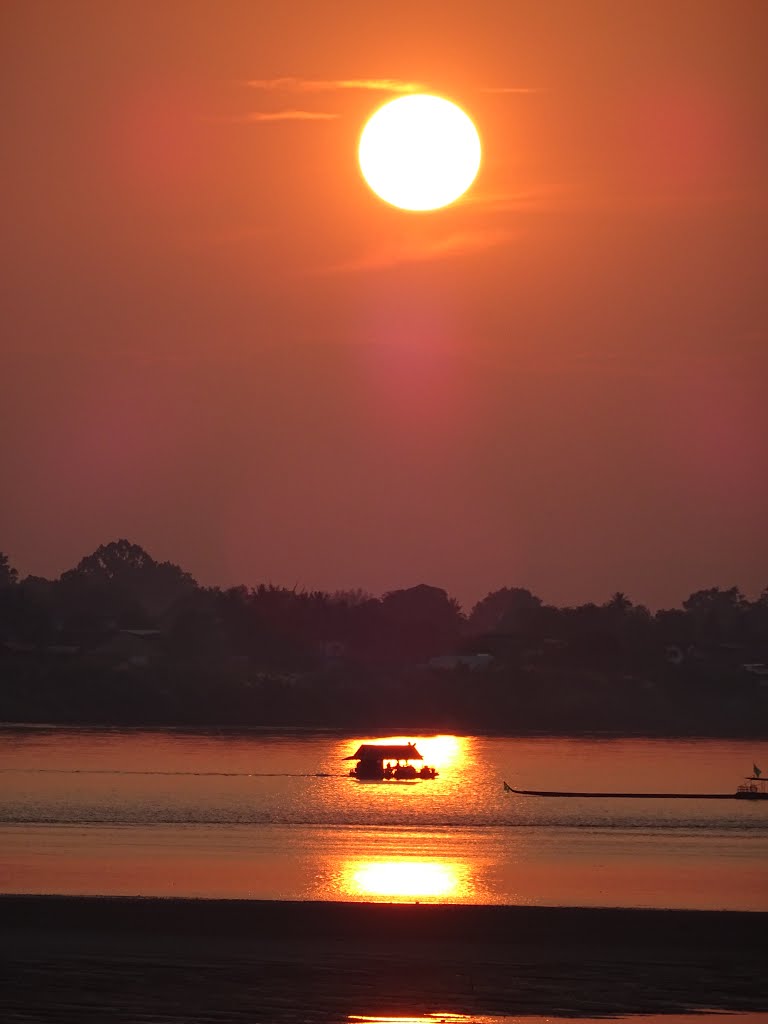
<box><xmin>345</xmin><ymin>742</ymin><xmax>438</xmax><ymax>780</ymax></box>
<box><xmin>735</xmin><ymin>774</ymin><xmax>768</xmax><ymax>800</ymax></box>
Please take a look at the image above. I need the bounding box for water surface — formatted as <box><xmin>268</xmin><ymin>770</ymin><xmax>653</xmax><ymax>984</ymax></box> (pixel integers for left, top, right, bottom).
<box><xmin>1</xmin><ymin>727</ymin><xmax>765</xmax><ymax>908</ymax></box>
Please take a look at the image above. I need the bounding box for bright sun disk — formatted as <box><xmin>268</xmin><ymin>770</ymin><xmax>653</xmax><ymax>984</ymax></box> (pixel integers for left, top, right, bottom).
<box><xmin>358</xmin><ymin>94</ymin><xmax>481</xmax><ymax>212</ymax></box>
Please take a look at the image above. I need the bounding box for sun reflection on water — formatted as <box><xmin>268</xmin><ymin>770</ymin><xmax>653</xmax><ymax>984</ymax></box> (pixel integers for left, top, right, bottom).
<box><xmin>349</xmin><ymin>1016</ymin><xmax>475</xmax><ymax>1024</ymax></box>
<box><xmin>344</xmin><ymin>859</ymin><xmax>466</xmax><ymax>901</ymax></box>
<box><xmin>351</xmin><ymin>1017</ymin><xmax>768</xmax><ymax>1024</ymax></box>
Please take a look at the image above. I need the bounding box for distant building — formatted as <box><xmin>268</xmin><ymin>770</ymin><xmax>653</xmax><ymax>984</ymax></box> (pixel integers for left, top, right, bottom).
<box><xmin>93</xmin><ymin>629</ymin><xmax>162</xmax><ymax>670</ymax></box>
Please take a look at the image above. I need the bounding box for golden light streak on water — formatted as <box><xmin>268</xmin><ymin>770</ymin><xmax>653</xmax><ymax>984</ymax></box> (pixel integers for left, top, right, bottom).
<box><xmin>348</xmin><ymin>1017</ymin><xmax>768</xmax><ymax>1024</ymax></box>
<box><xmin>348</xmin><ymin>1015</ymin><xmax>473</xmax><ymax>1024</ymax></box>
<box><xmin>345</xmin><ymin>860</ymin><xmax>464</xmax><ymax>900</ymax></box>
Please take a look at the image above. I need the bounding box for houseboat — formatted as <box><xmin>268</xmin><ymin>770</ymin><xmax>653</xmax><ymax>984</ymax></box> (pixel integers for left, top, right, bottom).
<box><xmin>345</xmin><ymin>742</ymin><xmax>438</xmax><ymax>781</ymax></box>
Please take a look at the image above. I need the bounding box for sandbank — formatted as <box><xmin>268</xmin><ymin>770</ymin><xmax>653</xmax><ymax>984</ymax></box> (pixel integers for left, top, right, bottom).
<box><xmin>1</xmin><ymin>896</ymin><xmax>765</xmax><ymax>1022</ymax></box>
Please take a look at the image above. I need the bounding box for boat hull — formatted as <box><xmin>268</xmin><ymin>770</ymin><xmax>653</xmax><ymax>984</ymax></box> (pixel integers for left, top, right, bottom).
<box><xmin>506</xmin><ymin>769</ymin><xmax>767</xmax><ymax>801</ymax></box>
<box><xmin>508</xmin><ymin>788</ymin><xmax>753</xmax><ymax>800</ymax></box>
<box><xmin>350</xmin><ymin>764</ymin><xmax>438</xmax><ymax>780</ymax></box>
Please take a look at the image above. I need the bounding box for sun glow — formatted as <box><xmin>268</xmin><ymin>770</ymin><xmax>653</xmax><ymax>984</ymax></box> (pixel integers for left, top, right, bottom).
<box><xmin>348</xmin><ymin>1016</ymin><xmax>473</xmax><ymax>1023</ymax></box>
<box><xmin>349</xmin><ymin>735</ymin><xmax>466</xmax><ymax>771</ymax></box>
<box><xmin>358</xmin><ymin>94</ymin><xmax>481</xmax><ymax>211</ymax></box>
<box><xmin>349</xmin><ymin>860</ymin><xmax>460</xmax><ymax>899</ymax></box>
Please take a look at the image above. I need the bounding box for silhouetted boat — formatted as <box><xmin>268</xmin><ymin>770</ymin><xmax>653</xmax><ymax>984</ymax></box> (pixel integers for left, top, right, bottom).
<box><xmin>503</xmin><ymin>768</ymin><xmax>767</xmax><ymax>801</ymax></box>
<box><xmin>345</xmin><ymin>742</ymin><xmax>438</xmax><ymax>781</ymax></box>
<box><xmin>735</xmin><ymin>770</ymin><xmax>768</xmax><ymax>800</ymax></box>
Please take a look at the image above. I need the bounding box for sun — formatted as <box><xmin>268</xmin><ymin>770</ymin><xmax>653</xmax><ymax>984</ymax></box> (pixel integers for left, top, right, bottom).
<box><xmin>358</xmin><ymin>94</ymin><xmax>481</xmax><ymax>212</ymax></box>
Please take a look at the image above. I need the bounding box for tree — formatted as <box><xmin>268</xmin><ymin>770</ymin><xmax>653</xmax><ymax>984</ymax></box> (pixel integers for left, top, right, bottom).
<box><xmin>60</xmin><ymin>540</ymin><xmax>196</xmax><ymax>624</ymax></box>
<box><xmin>163</xmin><ymin>590</ymin><xmax>225</xmax><ymax>665</ymax></box>
<box><xmin>682</xmin><ymin>587</ymin><xmax>748</xmax><ymax>644</ymax></box>
<box><xmin>0</xmin><ymin>552</ymin><xmax>19</xmax><ymax>587</ymax></box>
<box><xmin>0</xmin><ymin>552</ymin><xmax>21</xmax><ymax>642</ymax></box>
<box><xmin>468</xmin><ymin>587</ymin><xmax>542</xmax><ymax>635</ymax></box>
<box><xmin>381</xmin><ymin>584</ymin><xmax>464</xmax><ymax>661</ymax></box>
<box><xmin>605</xmin><ymin>592</ymin><xmax>633</xmax><ymax>614</ymax></box>
<box><xmin>330</xmin><ymin>589</ymin><xmax>374</xmax><ymax>607</ymax></box>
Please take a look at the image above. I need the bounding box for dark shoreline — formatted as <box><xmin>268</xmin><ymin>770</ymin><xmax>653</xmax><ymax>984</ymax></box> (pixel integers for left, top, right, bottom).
<box><xmin>2</xmin><ymin>719</ymin><xmax>767</xmax><ymax>740</ymax></box>
<box><xmin>2</xmin><ymin>893</ymin><xmax>765</xmax><ymax>941</ymax></box>
<box><xmin>2</xmin><ymin>897</ymin><xmax>766</xmax><ymax>1021</ymax></box>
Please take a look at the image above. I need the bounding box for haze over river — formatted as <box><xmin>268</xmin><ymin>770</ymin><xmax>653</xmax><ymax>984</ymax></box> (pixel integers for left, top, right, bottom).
<box><xmin>1</xmin><ymin>727</ymin><xmax>765</xmax><ymax>909</ymax></box>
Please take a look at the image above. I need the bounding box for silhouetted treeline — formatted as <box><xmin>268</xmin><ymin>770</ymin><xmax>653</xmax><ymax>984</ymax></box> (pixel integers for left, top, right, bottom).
<box><xmin>1</xmin><ymin>541</ymin><xmax>767</xmax><ymax>736</ymax></box>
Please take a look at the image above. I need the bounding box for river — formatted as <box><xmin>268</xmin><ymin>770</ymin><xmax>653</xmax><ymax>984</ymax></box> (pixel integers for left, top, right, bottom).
<box><xmin>1</xmin><ymin>727</ymin><xmax>765</xmax><ymax>909</ymax></box>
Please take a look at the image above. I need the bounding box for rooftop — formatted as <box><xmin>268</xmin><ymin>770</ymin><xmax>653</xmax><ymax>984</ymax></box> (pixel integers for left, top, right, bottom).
<box><xmin>345</xmin><ymin>743</ymin><xmax>423</xmax><ymax>762</ymax></box>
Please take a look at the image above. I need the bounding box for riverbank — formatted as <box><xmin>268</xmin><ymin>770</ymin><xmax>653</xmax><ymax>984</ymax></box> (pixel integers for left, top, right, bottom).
<box><xmin>2</xmin><ymin>655</ymin><xmax>767</xmax><ymax>740</ymax></box>
<box><xmin>1</xmin><ymin>897</ymin><xmax>765</xmax><ymax>1021</ymax></box>
<box><xmin>1</xmin><ymin>718</ymin><xmax>767</xmax><ymax>740</ymax></box>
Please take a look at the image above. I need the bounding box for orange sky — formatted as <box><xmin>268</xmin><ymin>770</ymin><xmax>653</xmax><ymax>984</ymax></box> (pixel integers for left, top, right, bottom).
<box><xmin>2</xmin><ymin>1</ymin><xmax>767</xmax><ymax>609</ymax></box>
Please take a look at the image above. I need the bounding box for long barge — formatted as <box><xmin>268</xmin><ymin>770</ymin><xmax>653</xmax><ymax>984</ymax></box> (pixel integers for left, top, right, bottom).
<box><xmin>507</xmin><ymin>787</ymin><xmax>740</xmax><ymax>799</ymax></box>
<box><xmin>504</xmin><ymin>770</ymin><xmax>767</xmax><ymax>801</ymax></box>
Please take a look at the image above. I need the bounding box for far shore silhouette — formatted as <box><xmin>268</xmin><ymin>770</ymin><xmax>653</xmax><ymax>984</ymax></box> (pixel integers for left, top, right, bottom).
<box><xmin>1</xmin><ymin>541</ymin><xmax>766</xmax><ymax>735</ymax></box>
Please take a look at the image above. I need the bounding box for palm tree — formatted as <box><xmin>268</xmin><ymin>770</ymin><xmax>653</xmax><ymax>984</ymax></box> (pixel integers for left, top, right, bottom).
<box><xmin>606</xmin><ymin>592</ymin><xmax>632</xmax><ymax>614</ymax></box>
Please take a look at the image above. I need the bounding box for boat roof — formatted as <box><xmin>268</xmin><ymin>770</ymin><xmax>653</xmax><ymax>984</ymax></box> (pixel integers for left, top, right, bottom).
<box><xmin>344</xmin><ymin>743</ymin><xmax>423</xmax><ymax>761</ymax></box>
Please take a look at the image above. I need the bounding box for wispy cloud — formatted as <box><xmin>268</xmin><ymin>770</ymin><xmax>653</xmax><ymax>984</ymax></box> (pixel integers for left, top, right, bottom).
<box><xmin>323</xmin><ymin>227</ymin><xmax>514</xmax><ymax>274</ymax></box>
<box><xmin>479</xmin><ymin>86</ymin><xmax>546</xmax><ymax>94</ymax></box>
<box><xmin>227</xmin><ymin>110</ymin><xmax>340</xmax><ymax>123</ymax></box>
<box><xmin>465</xmin><ymin>185</ymin><xmax>571</xmax><ymax>212</ymax></box>
<box><xmin>245</xmin><ymin>76</ymin><xmax>423</xmax><ymax>94</ymax></box>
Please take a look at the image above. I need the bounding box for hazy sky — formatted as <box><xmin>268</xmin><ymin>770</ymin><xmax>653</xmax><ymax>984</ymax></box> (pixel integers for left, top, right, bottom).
<box><xmin>2</xmin><ymin>1</ymin><xmax>767</xmax><ymax>610</ymax></box>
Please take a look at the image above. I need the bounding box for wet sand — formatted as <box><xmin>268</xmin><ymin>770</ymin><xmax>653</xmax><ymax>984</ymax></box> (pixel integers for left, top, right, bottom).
<box><xmin>1</xmin><ymin>896</ymin><xmax>766</xmax><ymax>1022</ymax></box>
